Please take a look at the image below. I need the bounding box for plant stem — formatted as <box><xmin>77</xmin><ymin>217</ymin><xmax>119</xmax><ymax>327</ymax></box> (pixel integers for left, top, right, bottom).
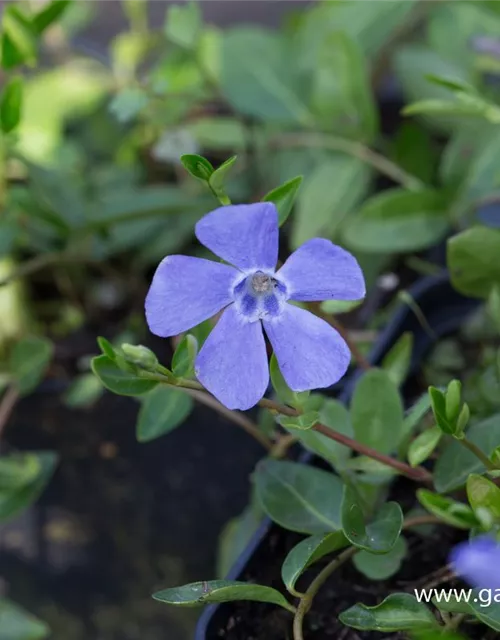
<box><xmin>459</xmin><ymin>436</ymin><xmax>497</xmax><ymax>471</ymax></box>
<box><xmin>272</xmin><ymin>132</ymin><xmax>424</xmax><ymax>192</ymax></box>
<box><xmin>0</xmin><ymin>385</ymin><xmax>20</xmax><ymax>439</ymax></box>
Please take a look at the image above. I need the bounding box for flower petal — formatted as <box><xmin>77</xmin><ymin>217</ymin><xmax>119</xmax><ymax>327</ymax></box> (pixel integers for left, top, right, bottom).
<box><xmin>195</xmin><ymin>203</ymin><xmax>279</xmax><ymax>271</ymax></box>
<box><xmin>277</xmin><ymin>238</ymin><xmax>365</xmax><ymax>301</ymax></box>
<box><xmin>264</xmin><ymin>305</ymin><xmax>351</xmax><ymax>391</ymax></box>
<box><xmin>195</xmin><ymin>306</ymin><xmax>269</xmax><ymax>410</ymax></box>
<box><xmin>451</xmin><ymin>537</ymin><xmax>500</xmax><ymax>590</ymax></box>
<box><xmin>145</xmin><ymin>255</ymin><xmax>238</xmax><ymax>337</ymax></box>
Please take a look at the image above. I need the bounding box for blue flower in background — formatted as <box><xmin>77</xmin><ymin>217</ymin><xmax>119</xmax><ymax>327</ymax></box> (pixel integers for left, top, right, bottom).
<box><xmin>146</xmin><ymin>203</ymin><xmax>365</xmax><ymax>410</ymax></box>
<box><xmin>450</xmin><ymin>536</ymin><xmax>500</xmax><ymax>590</ymax></box>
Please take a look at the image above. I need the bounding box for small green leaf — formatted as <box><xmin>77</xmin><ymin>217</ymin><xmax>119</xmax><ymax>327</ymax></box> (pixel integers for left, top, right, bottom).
<box><xmin>91</xmin><ymin>355</ymin><xmax>157</xmax><ymax>397</ymax></box>
<box><xmin>342</xmin><ymin>189</ymin><xmax>449</xmax><ymax>254</ymax></box>
<box><xmin>63</xmin><ymin>374</ymin><xmax>103</xmax><ymax>409</ymax></box>
<box><xmin>180</xmin><ymin>154</ymin><xmax>214</xmax><ymax>181</ymax></box>
<box><xmin>97</xmin><ymin>337</ymin><xmax>117</xmax><ymax>360</ymax></box>
<box><xmin>341</xmin><ymin>486</ymin><xmax>403</xmax><ymax>553</ymax></box>
<box><xmin>339</xmin><ymin>593</ymin><xmax>437</xmax><ymax>632</ymax></box>
<box><xmin>164</xmin><ymin>1</ymin><xmax>201</xmax><ymax>50</ymax></box>
<box><xmin>281</xmin><ymin>531</ymin><xmax>348</xmax><ymax>592</ymax></box>
<box><xmin>382</xmin><ymin>332</ymin><xmax>413</xmax><ymax>386</ymax></box>
<box><xmin>33</xmin><ymin>0</ymin><xmax>71</xmax><ymax>34</ymax></box>
<box><xmin>448</xmin><ymin>227</ymin><xmax>500</xmax><ymax>299</ymax></box>
<box><xmin>467</xmin><ymin>474</ymin><xmax>500</xmax><ymax>523</ymax></box>
<box><xmin>278</xmin><ymin>412</ymin><xmax>319</xmax><ymax>431</ymax></box>
<box><xmin>1</xmin><ymin>6</ymin><xmax>37</xmax><ymax>70</ymax></box>
<box><xmin>408</xmin><ymin>427</ymin><xmax>442</xmax><ymax>467</ymax></box>
<box><xmin>320</xmin><ymin>299</ymin><xmax>363</xmax><ymax>314</ymax></box>
<box><xmin>0</xmin><ymin>598</ymin><xmax>50</xmax><ymax>639</ymax></box>
<box><xmin>351</xmin><ymin>369</ymin><xmax>404</xmax><ymax>455</ymax></box>
<box><xmin>153</xmin><ymin>580</ymin><xmax>294</xmax><ymax>612</ymax></box>
<box><xmin>353</xmin><ymin>536</ymin><xmax>407</xmax><ymax>581</ymax></box>
<box><xmin>445</xmin><ymin>380</ymin><xmax>462</xmax><ymax>423</ymax></box>
<box><xmin>9</xmin><ymin>336</ymin><xmax>53</xmax><ymax>395</ymax></box>
<box><xmin>109</xmin><ymin>87</ymin><xmax>148</xmax><ymax>123</ymax></box>
<box><xmin>0</xmin><ymin>452</ymin><xmax>58</xmax><ymax>523</ymax></box>
<box><xmin>137</xmin><ymin>386</ymin><xmax>193</xmax><ymax>442</ymax></box>
<box><xmin>262</xmin><ymin>176</ymin><xmax>303</xmax><ymax>226</ymax></box>
<box><xmin>270</xmin><ymin>353</ymin><xmax>309</xmax><ymax>409</ymax></box>
<box><xmin>172</xmin><ymin>334</ymin><xmax>198</xmax><ymax>378</ymax></box>
<box><xmin>255</xmin><ymin>459</ymin><xmax>344</xmax><ymax>535</ymax></box>
<box><xmin>429</xmin><ymin>386</ymin><xmax>453</xmax><ymax>434</ymax></box>
<box><xmin>121</xmin><ymin>344</ymin><xmax>159</xmax><ymax>371</ymax></box>
<box><xmin>208</xmin><ymin>155</ymin><xmax>237</xmax><ymax>204</ymax></box>
<box><xmin>0</xmin><ymin>76</ymin><xmax>23</xmax><ymax>133</ymax></box>
<box><xmin>417</xmin><ymin>489</ymin><xmax>477</xmax><ymax>529</ymax></box>
<box><xmin>402</xmin><ymin>393</ymin><xmax>433</xmax><ymax>439</ymax></box>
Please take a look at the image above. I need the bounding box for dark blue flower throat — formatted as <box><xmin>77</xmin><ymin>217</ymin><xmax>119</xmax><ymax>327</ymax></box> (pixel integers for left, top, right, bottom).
<box><xmin>233</xmin><ymin>271</ymin><xmax>287</xmax><ymax>321</ymax></box>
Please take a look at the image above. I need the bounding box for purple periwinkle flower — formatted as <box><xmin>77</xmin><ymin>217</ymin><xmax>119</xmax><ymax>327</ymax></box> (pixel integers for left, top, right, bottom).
<box><xmin>145</xmin><ymin>203</ymin><xmax>365</xmax><ymax>410</ymax></box>
<box><xmin>450</xmin><ymin>536</ymin><xmax>500</xmax><ymax>590</ymax></box>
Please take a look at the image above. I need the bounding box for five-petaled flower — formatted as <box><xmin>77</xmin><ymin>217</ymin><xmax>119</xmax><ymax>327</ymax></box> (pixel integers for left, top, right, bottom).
<box><xmin>145</xmin><ymin>202</ymin><xmax>365</xmax><ymax>410</ymax></box>
<box><xmin>451</xmin><ymin>536</ymin><xmax>500</xmax><ymax>590</ymax></box>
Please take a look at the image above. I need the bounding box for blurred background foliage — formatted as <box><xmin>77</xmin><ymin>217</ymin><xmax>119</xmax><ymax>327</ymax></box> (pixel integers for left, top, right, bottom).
<box><xmin>2</xmin><ymin>0</ymin><xmax>500</xmax><ymax>638</ymax></box>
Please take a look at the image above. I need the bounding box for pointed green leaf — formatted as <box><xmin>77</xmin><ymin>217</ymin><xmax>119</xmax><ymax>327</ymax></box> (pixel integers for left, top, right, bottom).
<box><xmin>172</xmin><ymin>334</ymin><xmax>198</xmax><ymax>378</ymax></box>
<box><xmin>263</xmin><ymin>176</ymin><xmax>303</xmax><ymax>226</ymax></box>
<box><xmin>1</xmin><ymin>76</ymin><xmax>23</xmax><ymax>133</ymax></box>
<box><xmin>401</xmin><ymin>393</ymin><xmax>433</xmax><ymax>440</ymax></box>
<box><xmin>351</xmin><ymin>369</ymin><xmax>404</xmax><ymax>455</ymax></box>
<box><xmin>137</xmin><ymin>386</ymin><xmax>193</xmax><ymax>443</ymax></box>
<box><xmin>208</xmin><ymin>155</ymin><xmax>237</xmax><ymax>204</ymax></box>
<box><xmin>1</xmin><ymin>6</ymin><xmax>37</xmax><ymax>70</ymax></box>
<box><xmin>417</xmin><ymin>489</ymin><xmax>477</xmax><ymax>529</ymax></box>
<box><xmin>9</xmin><ymin>336</ymin><xmax>53</xmax><ymax>396</ymax></box>
<box><xmin>97</xmin><ymin>336</ymin><xmax>117</xmax><ymax>360</ymax></box>
<box><xmin>0</xmin><ymin>598</ymin><xmax>49</xmax><ymax>639</ymax></box>
<box><xmin>255</xmin><ymin>459</ymin><xmax>344</xmax><ymax>535</ymax></box>
<box><xmin>342</xmin><ymin>486</ymin><xmax>403</xmax><ymax>553</ymax></box>
<box><xmin>429</xmin><ymin>386</ymin><xmax>453</xmax><ymax>434</ymax></box>
<box><xmin>353</xmin><ymin>536</ymin><xmax>407</xmax><ymax>581</ymax></box>
<box><xmin>91</xmin><ymin>355</ymin><xmax>157</xmax><ymax>396</ymax></box>
<box><xmin>153</xmin><ymin>580</ymin><xmax>294</xmax><ymax>612</ymax></box>
<box><xmin>180</xmin><ymin>154</ymin><xmax>214</xmax><ymax>181</ymax></box>
<box><xmin>33</xmin><ymin>0</ymin><xmax>71</xmax><ymax>34</ymax></box>
<box><xmin>467</xmin><ymin>474</ymin><xmax>500</xmax><ymax>522</ymax></box>
<box><xmin>281</xmin><ymin>530</ymin><xmax>348</xmax><ymax>592</ymax></box>
<box><xmin>339</xmin><ymin>593</ymin><xmax>437</xmax><ymax>632</ymax></box>
<box><xmin>408</xmin><ymin>427</ymin><xmax>442</xmax><ymax>467</ymax></box>
<box><xmin>382</xmin><ymin>332</ymin><xmax>413</xmax><ymax>387</ymax></box>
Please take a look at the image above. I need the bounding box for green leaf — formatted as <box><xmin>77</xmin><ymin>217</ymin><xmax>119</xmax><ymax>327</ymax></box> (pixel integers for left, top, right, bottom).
<box><xmin>434</xmin><ymin>590</ymin><xmax>500</xmax><ymax>632</ymax></box>
<box><xmin>33</xmin><ymin>0</ymin><xmax>71</xmax><ymax>34</ymax></box>
<box><xmin>448</xmin><ymin>227</ymin><xmax>500</xmax><ymax>299</ymax></box>
<box><xmin>341</xmin><ymin>486</ymin><xmax>403</xmax><ymax>553</ymax></box>
<box><xmin>9</xmin><ymin>336</ymin><xmax>53</xmax><ymax>396</ymax></box>
<box><xmin>220</xmin><ymin>27</ymin><xmax>313</xmax><ymax>126</ymax></box>
<box><xmin>97</xmin><ymin>337</ymin><xmax>117</xmax><ymax>360</ymax></box>
<box><xmin>153</xmin><ymin>580</ymin><xmax>294</xmax><ymax>612</ymax></box>
<box><xmin>164</xmin><ymin>1</ymin><xmax>201</xmax><ymax>50</ymax></box>
<box><xmin>320</xmin><ymin>299</ymin><xmax>363</xmax><ymax>315</ymax></box>
<box><xmin>0</xmin><ymin>452</ymin><xmax>58</xmax><ymax>523</ymax></box>
<box><xmin>91</xmin><ymin>355</ymin><xmax>157</xmax><ymax>397</ymax></box>
<box><xmin>391</xmin><ymin>122</ymin><xmax>435</xmax><ymax>184</ymax></box>
<box><xmin>262</xmin><ymin>176</ymin><xmax>303</xmax><ymax>227</ymax></box>
<box><xmin>1</xmin><ymin>76</ymin><xmax>23</xmax><ymax>133</ymax></box>
<box><xmin>382</xmin><ymin>332</ymin><xmax>413</xmax><ymax>386</ymax></box>
<box><xmin>408</xmin><ymin>427</ymin><xmax>442</xmax><ymax>467</ymax></box>
<box><xmin>435</xmin><ymin>413</ymin><xmax>500</xmax><ymax>493</ymax></box>
<box><xmin>287</xmin><ymin>398</ymin><xmax>353</xmax><ymax>470</ymax></box>
<box><xmin>270</xmin><ymin>353</ymin><xmax>309</xmax><ymax>409</ymax></box>
<box><xmin>278</xmin><ymin>412</ymin><xmax>319</xmax><ymax>431</ymax></box>
<box><xmin>255</xmin><ymin>459</ymin><xmax>344</xmax><ymax>535</ymax></box>
<box><xmin>137</xmin><ymin>386</ymin><xmax>193</xmax><ymax>443</ymax></box>
<box><xmin>402</xmin><ymin>393</ymin><xmax>433</xmax><ymax>440</ymax></box>
<box><xmin>429</xmin><ymin>386</ymin><xmax>453</xmax><ymax>435</ymax></box>
<box><xmin>404</xmin><ymin>95</ymin><xmax>500</xmax><ymax>124</ymax></box>
<box><xmin>351</xmin><ymin>369</ymin><xmax>404</xmax><ymax>455</ymax></box>
<box><xmin>109</xmin><ymin>87</ymin><xmax>148</xmax><ymax>123</ymax></box>
<box><xmin>339</xmin><ymin>593</ymin><xmax>437</xmax><ymax>632</ymax></box>
<box><xmin>1</xmin><ymin>6</ymin><xmax>37</xmax><ymax>70</ymax></box>
<box><xmin>353</xmin><ymin>536</ymin><xmax>407</xmax><ymax>581</ymax></box>
<box><xmin>342</xmin><ymin>189</ymin><xmax>449</xmax><ymax>254</ymax></box>
<box><xmin>417</xmin><ymin>489</ymin><xmax>477</xmax><ymax>529</ymax></box>
<box><xmin>208</xmin><ymin>155</ymin><xmax>237</xmax><ymax>204</ymax></box>
<box><xmin>467</xmin><ymin>473</ymin><xmax>500</xmax><ymax>524</ymax></box>
<box><xmin>63</xmin><ymin>374</ymin><xmax>103</xmax><ymax>409</ymax></box>
<box><xmin>180</xmin><ymin>154</ymin><xmax>214</xmax><ymax>181</ymax></box>
<box><xmin>187</xmin><ymin>117</ymin><xmax>247</xmax><ymax>151</ymax></box>
<box><xmin>292</xmin><ymin>156</ymin><xmax>371</xmax><ymax>248</ymax></box>
<box><xmin>281</xmin><ymin>531</ymin><xmax>348</xmax><ymax>592</ymax></box>
<box><xmin>172</xmin><ymin>334</ymin><xmax>198</xmax><ymax>378</ymax></box>
<box><xmin>0</xmin><ymin>598</ymin><xmax>49</xmax><ymax>639</ymax></box>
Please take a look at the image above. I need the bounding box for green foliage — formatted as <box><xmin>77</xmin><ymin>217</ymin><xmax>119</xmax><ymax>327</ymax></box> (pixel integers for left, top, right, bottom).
<box><xmin>448</xmin><ymin>228</ymin><xmax>500</xmax><ymax>298</ymax></box>
<box><xmin>270</xmin><ymin>353</ymin><xmax>309</xmax><ymax>410</ymax></box>
<box><xmin>408</xmin><ymin>427</ymin><xmax>442</xmax><ymax>467</ymax></box>
<box><xmin>262</xmin><ymin>176</ymin><xmax>303</xmax><ymax>227</ymax></box>
<box><xmin>382</xmin><ymin>332</ymin><xmax>413</xmax><ymax>387</ymax></box>
<box><xmin>353</xmin><ymin>536</ymin><xmax>407</xmax><ymax>581</ymax></box>
<box><xmin>136</xmin><ymin>386</ymin><xmax>193</xmax><ymax>442</ymax></box>
<box><xmin>429</xmin><ymin>380</ymin><xmax>469</xmax><ymax>437</ymax></box>
<box><xmin>339</xmin><ymin>594</ymin><xmax>437</xmax><ymax>632</ymax></box>
<box><xmin>0</xmin><ymin>598</ymin><xmax>49</xmax><ymax>640</ymax></box>
<box><xmin>9</xmin><ymin>336</ymin><xmax>53</xmax><ymax>395</ymax></box>
<box><xmin>0</xmin><ymin>75</ymin><xmax>23</xmax><ymax>133</ymax></box>
<box><xmin>466</xmin><ymin>474</ymin><xmax>500</xmax><ymax>527</ymax></box>
<box><xmin>417</xmin><ymin>490</ymin><xmax>477</xmax><ymax>529</ymax></box>
<box><xmin>172</xmin><ymin>334</ymin><xmax>198</xmax><ymax>378</ymax></box>
<box><xmin>91</xmin><ymin>355</ymin><xmax>158</xmax><ymax>396</ymax></box>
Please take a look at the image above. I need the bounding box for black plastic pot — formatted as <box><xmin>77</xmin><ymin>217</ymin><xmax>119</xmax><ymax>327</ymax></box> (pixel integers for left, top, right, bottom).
<box><xmin>195</xmin><ymin>270</ymin><xmax>479</xmax><ymax>640</ymax></box>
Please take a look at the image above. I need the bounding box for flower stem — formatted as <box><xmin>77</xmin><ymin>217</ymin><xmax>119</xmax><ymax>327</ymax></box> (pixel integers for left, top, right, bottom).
<box><xmin>272</xmin><ymin>132</ymin><xmax>424</xmax><ymax>192</ymax></box>
<box><xmin>0</xmin><ymin>385</ymin><xmax>20</xmax><ymax>439</ymax></box>
<box><xmin>459</xmin><ymin>436</ymin><xmax>497</xmax><ymax>471</ymax></box>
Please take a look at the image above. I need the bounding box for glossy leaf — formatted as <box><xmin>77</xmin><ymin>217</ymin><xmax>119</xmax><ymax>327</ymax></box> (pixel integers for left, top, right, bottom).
<box><xmin>434</xmin><ymin>413</ymin><xmax>500</xmax><ymax>492</ymax></box>
<box><xmin>341</xmin><ymin>486</ymin><xmax>403</xmax><ymax>553</ymax></box>
<box><xmin>351</xmin><ymin>369</ymin><xmax>404</xmax><ymax>455</ymax></box>
<box><xmin>153</xmin><ymin>580</ymin><xmax>294</xmax><ymax>611</ymax></box>
<box><xmin>281</xmin><ymin>531</ymin><xmax>348</xmax><ymax>592</ymax></box>
<box><xmin>342</xmin><ymin>189</ymin><xmax>449</xmax><ymax>253</ymax></box>
<box><xmin>408</xmin><ymin>427</ymin><xmax>442</xmax><ymax>467</ymax></box>
<box><xmin>417</xmin><ymin>490</ymin><xmax>477</xmax><ymax>529</ymax></box>
<box><xmin>339</xmin><ymin>593</ymin><xmax>437</xmax><ymax>632</ymax></box>
<box><xmin>97</xmin><ymin>337</ymin><xmax>117</xmax><ymax>360</ymax></box>
<box><xmin>255</xmin><ymin>459</ymin><xmax>344</xmax><ymax>535</ymax></box>
<box><xmin>91</xmin><ymin>355</ymin><xmax>157</xmax><ymax>397</ymax></box>
<box><xmin>0</xmin><ymin>598</ymin><xmax>49</xmax><ymax>639</ymax></box>
<box><xmin>467</xmin><ymin>474</ymin><xmax>500</xmax><ymax>523</ymax></box>
<box><xmin>172</xmin><ymin>334</ymin><xmax>198</xmax><ymax>378</ymax></box>
<box><xmin>382</xmin><ymin>332</ymin><xmax>413</xmax><ymax>387</ymax></box>
<box><xmin>180</xmin><ymin>154</ymin><xmax>214</xmax><ymax>181</ymax></box>
<box><xmin>262</xmin><ymin>176</ymin><xmax>303</xmax><ymax>227</ymax></box>
<box><xmin>137</xmin><ymin>386</ymin><xmax>193</xmax><ymax>443</ymax></box>
<box><xmin>0</xmin><ymin>76</ymin><xmax>23</xmax><ymax>133</ymax></box>
<box><xmin>9</xmin><ymin>336</ymin><xmax>53</xmax><ymax>396</ymax></box>
<box><xmin>353</xmin><ymin>536</ymin><xmax>407</xmax><ymax>581</ymax></box>
<box><xmin>448</xmin><ymin>227</ymin><xmax>500</xmax><ymax>299</ymax></box>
